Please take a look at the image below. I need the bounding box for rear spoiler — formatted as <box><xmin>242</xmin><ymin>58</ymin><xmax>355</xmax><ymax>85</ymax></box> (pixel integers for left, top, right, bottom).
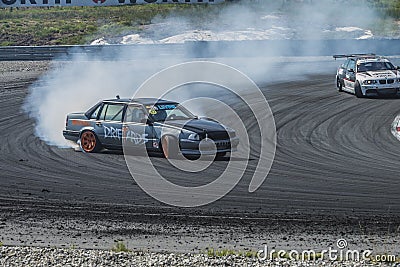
<box><xmin>333</xmin><ymin>53</ymin><xmax>376</xmax><ymax>60</ymax></box>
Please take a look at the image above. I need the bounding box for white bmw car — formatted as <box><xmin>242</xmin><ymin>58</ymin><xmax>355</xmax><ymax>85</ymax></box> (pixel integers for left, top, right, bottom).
<box><xmin>334</xmin><ymin>54</ymin><xmax>400</xmax><ymax>97</ymax></box>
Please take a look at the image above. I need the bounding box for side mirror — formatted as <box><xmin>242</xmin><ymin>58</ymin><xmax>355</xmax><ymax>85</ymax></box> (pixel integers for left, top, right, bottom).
<box><xmin>396</xmin><ymin>66</ymin><xmax>400</xmax><ymax>70</ymax></box>
<box><xmin>349</xmin><ymin>69</ymin><xmax>355</xmax><ymax>73</ymax></box>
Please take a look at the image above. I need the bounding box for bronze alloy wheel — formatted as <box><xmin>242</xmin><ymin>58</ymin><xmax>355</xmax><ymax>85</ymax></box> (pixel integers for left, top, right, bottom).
<box><xmin>81</xmin><ymin>131</ymin><xmax>97</xmax><ymax>153</ymax></box>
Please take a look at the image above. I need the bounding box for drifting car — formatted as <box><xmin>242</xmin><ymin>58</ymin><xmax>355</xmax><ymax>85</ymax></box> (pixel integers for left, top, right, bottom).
<box><xmin>334</xmin><ymin>54</ymin><xmax>400</xmax><ymax>97</ymax></box>
<box><xmin>63</xmin><ymin>97</ymin><xmax>239</xmax><ymax>158</ymax></box>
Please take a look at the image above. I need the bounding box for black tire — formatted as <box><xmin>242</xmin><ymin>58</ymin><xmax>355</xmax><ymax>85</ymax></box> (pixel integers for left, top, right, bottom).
<box><xmin>183</xmin><ymin>154</ymin><xmax>200</xmax><ymax>161</ymax></box>
<box><xmin>337</xmin><ymin>78</ymin><xmax>343</xmax><ymax>92</ymax></box>
<box><xmin>161</xmin><ymin>136</ymin><xmax>178</xmax><ymax>159</ymax></box>
<box><xmin>80</xmin><ymin>131</ymin><xmax>102</xmax><ymax>153</ymax></box>
<box><xmin>354</xmin><ymin>82</ymin><xmax>364</xmax><ymax>98</ymax></box>
<box><xmin>216</xmin><ymin>152</ymin><xmax>227</xmax><ymax>158</ymax></box>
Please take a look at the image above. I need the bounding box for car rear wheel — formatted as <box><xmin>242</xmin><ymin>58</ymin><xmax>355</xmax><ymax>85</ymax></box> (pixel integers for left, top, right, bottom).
<box><xmin>80</xmin><ymin>131</ymin><xmax>102</xmax><ymax>153</ymax></box>
<box><xmin>161</xmin><ymin>136</ymin><xmax>178</xmax><ymax>159</ymax></box>
<box><xmin>355</xmin><ymin>82</ymin><xmax>364</xmax><ymax>98</ymax></box>
<box><xmin>337</xmin><ymin>78</ymin><xmax>343</xmax><ymax>92</ymax></box>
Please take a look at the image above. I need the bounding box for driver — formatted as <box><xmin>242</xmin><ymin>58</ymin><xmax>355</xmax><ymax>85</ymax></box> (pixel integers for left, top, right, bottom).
<box><xmin>151</xmin><ymin>109</ymin><xmax>167</xmax><ymax>122</ymax></box>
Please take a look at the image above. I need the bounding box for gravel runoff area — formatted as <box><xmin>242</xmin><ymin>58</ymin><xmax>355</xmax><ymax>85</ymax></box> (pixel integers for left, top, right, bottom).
<box><xmin>1</xmin><ymin>246</ymin><xmax>398</xmax><ymax>267</ymax></box>
<box><xmin>1</xmin><ymin>60</ymin><xmax>400</xmax><ymax>266</ymax></box>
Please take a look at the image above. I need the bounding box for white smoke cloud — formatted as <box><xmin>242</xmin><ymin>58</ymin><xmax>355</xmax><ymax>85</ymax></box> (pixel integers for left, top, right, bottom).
<box><xmin>23</xmin><ymin>0</ymin><xmax>391</xmax><ymax>147</ymax></box>
<box><xmin>92</xmin><ymin>0</ymin><xmax>392</xmax><ymax>45</ymax></box>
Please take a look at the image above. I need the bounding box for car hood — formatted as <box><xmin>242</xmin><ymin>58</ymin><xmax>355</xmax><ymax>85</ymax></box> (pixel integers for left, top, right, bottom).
<box><xmin>159</xmin><ymin>119</ymin><xmax>227</xmax><ymax>133</ymax></box>
<box><xmin>357</xmin><ymin>70</ymin><xmax>399</xmax><ymax>79</ymax></box>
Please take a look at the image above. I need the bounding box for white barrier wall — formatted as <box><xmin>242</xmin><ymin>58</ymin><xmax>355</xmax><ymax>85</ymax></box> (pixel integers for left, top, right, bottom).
<box><xmin>0</xmin><ymin>0</ymin><xmax>224</xmax><ymax>7</ymax></box>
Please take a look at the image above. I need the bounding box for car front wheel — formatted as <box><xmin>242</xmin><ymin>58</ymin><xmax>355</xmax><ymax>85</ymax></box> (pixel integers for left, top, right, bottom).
<box><xmin>354</xmin><ymin>82</ymin><xmax>364</xmax><ymax>98</ymax></box>
<box><xmin>161</xmin><ymin>136</ymin><xmax>178</xmax><ymax>159</ymax></box>
<box><xmin>337</xmin><ymin>78</ymin><xmax>343</xmax><ymax>92</ymax></box>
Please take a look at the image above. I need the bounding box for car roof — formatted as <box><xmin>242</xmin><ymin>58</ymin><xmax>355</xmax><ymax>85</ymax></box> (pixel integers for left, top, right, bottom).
<box><xmin>103</xmin><ymin>97</ymin><xmax>178</xmax><ymax>105</ymax></box>
<box><xmin>357</xmin><ymin>57</ymin><xmax>391</xmax><ymax>64</ymax></box>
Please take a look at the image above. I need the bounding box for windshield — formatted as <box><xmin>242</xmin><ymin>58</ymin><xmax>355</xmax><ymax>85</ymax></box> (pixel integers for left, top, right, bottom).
<box><xmin>146</xmin><ymin>104</ymin><xmax>196</xmax><ymax>122</ymax></box>
<box><xmin>357</xmin><ymin>61</ymin><xmax>395</xmax><ymax>72</ymax></box>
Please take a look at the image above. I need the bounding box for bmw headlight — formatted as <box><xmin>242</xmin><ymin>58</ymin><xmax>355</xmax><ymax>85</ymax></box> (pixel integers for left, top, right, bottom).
<box><xmin>188</xmin><ymin>133</ymin><xmax>200</xmax><ymax>141</ymax></box>
<box><xmin>362</xmin><ymin>80</ymin><xmax>377</xmax><ymax>85</ymax></box>
<box><xmin>181</xmin><ymin>130</ymin><xmax>200</xmax><ymax>141</ymax></box>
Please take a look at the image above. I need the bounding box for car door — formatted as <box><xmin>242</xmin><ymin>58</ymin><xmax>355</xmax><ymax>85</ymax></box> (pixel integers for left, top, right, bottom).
<box><xmin>338</xmin><ymin>59</ymin><xmax>349</xmax><ymax>81</ymax></box>
<box><xmin>95</xmin><ymin>102</ymin><xmax>126</xmax><ymax>148</ymax></box>
<box><xmin>123</xmin><ymin>104</ymin><xmax>156</xmax><ymax>150</ymax></box>
<box><xmin>344</xmin><ymin>59</ymin><xmax>356</xmax><ymax>89</ymax></box>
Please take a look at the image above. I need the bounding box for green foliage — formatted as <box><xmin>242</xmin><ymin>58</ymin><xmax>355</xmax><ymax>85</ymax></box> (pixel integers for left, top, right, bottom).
<box><xmin>0</xmin><ymin>241</ymin><xmax>3</xmax><ymax>246</ymax></box>
<box><xmin>0</xmin><ymin>4</ymin><xmax>198</xmax><ymax>45</ymax></box>
<box><xmin>111</xmin><ymin>241</ymin><xmax>131</xmax><ymax>253</ymax></box>
<box><xmin>0</xmin><ymin>41</ymin><xmax>14</xmax><ymax>46</ymax></box>
<box><xmin>368</xmin><ymin>0</ymin><xmax>400</xmax><ymax>18</ymax></box>
<box><xmin>206</xmin><ymin>248</ymin><xmax>257</xmax><ymax>258</ymax></box>
<box><xmin>0</xmin><ymin>1</ymin><xmax>399</xmax><ymax>46</ymax></box>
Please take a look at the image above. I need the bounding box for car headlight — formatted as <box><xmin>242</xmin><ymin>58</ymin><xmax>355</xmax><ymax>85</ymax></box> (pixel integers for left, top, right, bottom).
<box><xmin>362</xmin><ymin>80</ymin><xmax>377</xmax><ymax>85</ymax></box>
<box><xmin>188</xmin><ymin>133</ymin><xmax>200</xmax><ymax>141</ymax></box>
<box><xmin>181</xmin><ymin>130</ymin><xmax>200</xmax><ymax>141</ymax></box>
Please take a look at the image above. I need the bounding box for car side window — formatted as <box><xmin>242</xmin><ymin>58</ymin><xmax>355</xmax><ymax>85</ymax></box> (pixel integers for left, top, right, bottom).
<box><xmin>342</xmin><ymin>59</ymin><xmax>350</xmax><ymax>69</ymax></box>
<box><xmin>90</xmin><ymin>104</ymin><xmax>102</xmax><ymax>120</ymax></box>
<box><xmin>347</xmin><ymin>60</ymin><xmax>356</xmax><ymax>71</ymax></box>
<box><xmin>125</xmin><ymin>105</ymin><xmax>146</xmax><ymax>123</ymax></box>
<box><xmin>100</xmin><ymin>103</ymin><xmax>125</xmax><ymax>122</ymax></box>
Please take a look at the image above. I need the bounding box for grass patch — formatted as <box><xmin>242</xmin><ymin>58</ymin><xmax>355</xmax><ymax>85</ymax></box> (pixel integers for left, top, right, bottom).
<box><xmin>205</xmin><ymin>248</ymin><xmax>258</xmax><ymax>258</ymax></box>
<box><xmin>0</xmin><ymin>0</ymin><xmax>399</xmax><ymax>46</ymax></box>
<box><xmin>0</xmin><ymin>4</ymin><xmax>222</xmax><ymax>46</ymax></box>
<box><xmin>370</xmin><ymin>0</ymin><xmax>400</xmax><ymax>18</ymax></box>
<box><xmin>0</xmin><ymin>241</ymin><xmax>3</xmax><ymax>246</ymax></box>
<box><xmin>0</xmin><ymin>41</ymin><xmax>14</xmax><ymax>46</ymax></box>
<box><xmin>111</xmin><ymin>241</ymin><xmax>131</xmax><ymax>253</ymax></box>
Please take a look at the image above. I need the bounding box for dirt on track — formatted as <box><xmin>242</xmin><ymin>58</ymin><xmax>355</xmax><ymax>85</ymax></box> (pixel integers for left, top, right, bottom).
<box><xmin>0</xmin><ymin>61</ymin><xmax>399</xmax><ymax>254</ymax></box>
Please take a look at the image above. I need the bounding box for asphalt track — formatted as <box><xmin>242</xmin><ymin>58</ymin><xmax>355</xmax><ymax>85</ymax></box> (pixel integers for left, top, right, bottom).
<box><xmin>1</xmin><ymin>61</ymin><xmax>400</xmax><ymax>251</ymax></box>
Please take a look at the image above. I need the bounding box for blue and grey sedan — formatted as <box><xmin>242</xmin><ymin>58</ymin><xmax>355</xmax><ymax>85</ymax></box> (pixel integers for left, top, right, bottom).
<box><xmin>63</xmin><ymin>97</ymin><xmax>239</xmax><ymax>158</ymax></box>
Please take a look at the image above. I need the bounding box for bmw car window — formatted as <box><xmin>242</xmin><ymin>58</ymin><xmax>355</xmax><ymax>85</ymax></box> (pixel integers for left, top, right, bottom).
<box><xmin>125</xmin><ymin>105</ymin><xmax>146</xmax><ymax>123</ymax></box>
<box><xmin>347</xmin><ymin>60</ymin><xmax>356</xmax><ymax>71</ymax></box>
<box><xmin>147</xmin><ymin>104</ymin><xmax>195</xmax><ymax>122</ymax></box>
<box><xmin>357</xmin><ymin>61</ymin><xmax>395</xmax><ymax>72</ymax></box>
<box><xmin>342</xmin><ymin>59</ymin><xmax>350</xmax><ymax>69</ymax></box>
<box><xmin>101</xmin><ymin>104</ymin><xmax>125</xmax><ymax>121</ymax></box>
